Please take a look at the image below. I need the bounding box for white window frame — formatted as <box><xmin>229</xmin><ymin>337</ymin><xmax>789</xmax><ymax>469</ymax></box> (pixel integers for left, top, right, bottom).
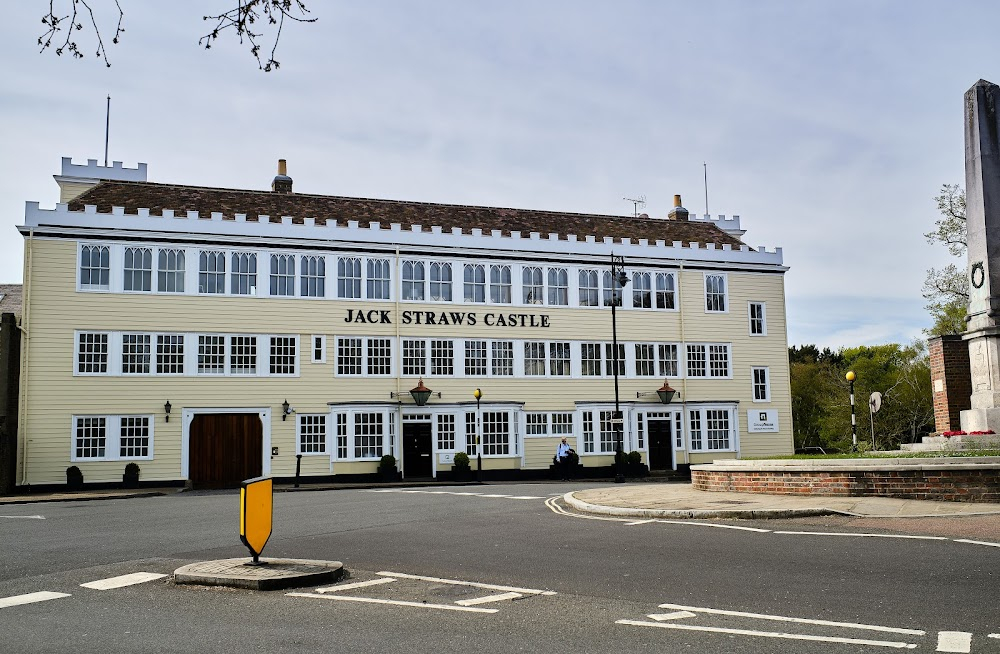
<box><xmin>655</xmin><ymin>272</ymin><xmax>677</xmax><ymax>311</ymax></box>
<box><xmin>705</xmin><ymin>272</ymin><xmax>728</xmax><ymax>313</ymax></box>
<box><xmin>464</xmin><ymin>263</ymin><xmax>486</xmax><ymax>303</ymax></box>
<box><xmin>367</xmin><ymin>258</ymin><xmax>392</xmax><ymax>300</ymax></box>
<box><xmin>402</xmin><ymin>260</ymin><xmax>426</xmax><ymax>301</ymax></box>
<box><xmin>270</xmin><ymin>253</ymin><xmax>296</xmax><ymax>297</ymax></box>
<box><xmin>328</xmin><ymin>408</ymin><xmax>396</xmax><ymax>462</ymax></box>
<box><xmin>311</xmin><ymin>335</ymin><xmax>327</xmax><ymax>363</ymax></box>
<box><xmin>123</xmin><ymin>246</ymin><xmax>153</xmax><ymax>293</ymax></box>
<box><xmin>75</xmin><ymin>331</ymin><xmax>111</xmax><ymax>375</ymax></box>
<box><xmin>687</xmin><ymin>406</ymin><xmax>738</xmax><ymax>453</ymax></box>
<box><xmin>429</xmin><ymin>261</ymin><xmax>453</xmax><ymax>302</ymax></box>
<box><xmin>157</xmin><ymin>248</ymin><xmax>186</xmax><ymax>294</ymax></box>
<box><xmin>752</xmin><ymin>366</ymin><xmax>771</xmax><ymax>402</ymax></box>
<box><xmin>749</xmin><ymin>301</ymin><xmax>767</xmax><ymax>336</ymax></box>
<box><xmin>297</xmin><ymin>414</ymin><xmax>328</xmax><ymax>455</ymax></box>
<box><xmin>230</xmin><ymin>251</ymin><xmax>258</xmax><ymax>296</ymax></box>
<box><xmin>199</xmin><ymin>249</ymin><xmax>226</xmax><ymax>294</ymax></box>
<box><xmin>337</xmin><ymin>256</ymin><xmax>362</xmax><ymax>299</ymax></box>
<box><xmin>79</xmin><ymin>243</ymin><xmax>112</xmax><ymax>291</ymax></box>
<box><xmin>522</xmin><ymin>266</ymin><xmax>544</xmax><ymax>305</ymax></box>
<box><xmin>335</xmin><ymin>336</ymin><xmax>393</xmax><ymax>377</ymax></box>
<box><xmin>70</xmin><ymin>414</ymin><xmax>155</xmax><ymax>462</ymax></box>
<box><xmin>300</xmin><ymin>255</ymin><xmax>327</xmax><ymax>298</ymax></box>
<box><xmin>547</xmin><ymin>267</ymin><xmax>569</xmax><ymax>306</ymax></box>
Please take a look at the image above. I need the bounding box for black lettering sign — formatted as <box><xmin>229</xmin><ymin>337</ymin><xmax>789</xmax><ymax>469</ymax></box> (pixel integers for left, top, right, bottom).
<box><xmin>343</xmin><ymin>310</ymin><xmax>548</xmax><ymax>329</ymax></box>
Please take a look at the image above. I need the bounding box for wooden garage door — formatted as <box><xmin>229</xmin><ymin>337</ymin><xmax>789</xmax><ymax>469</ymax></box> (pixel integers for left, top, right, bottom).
<box><xmin>189</xmin><ymin>413</ymin><xmax>263</xmax><ymax>489</ymax></box>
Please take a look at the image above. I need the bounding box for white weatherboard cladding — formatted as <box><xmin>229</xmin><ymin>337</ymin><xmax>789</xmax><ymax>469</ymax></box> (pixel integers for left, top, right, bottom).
<box><xmin>22</xmin><ymin>202</ymin><xmax>784</xmax><ymax>269</ymax></box>
<box><xmin>16</xmin><ymin>190</ymin><xmax>793</xmax><ymax>482</ymax></box>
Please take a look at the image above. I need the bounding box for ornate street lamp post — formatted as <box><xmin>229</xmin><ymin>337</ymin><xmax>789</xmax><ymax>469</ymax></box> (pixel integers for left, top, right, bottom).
<box><xmin>473</xmin><ymin>388</ymin><xmax>483</xmax><ymax>482</ymax></box>
<box><xmin>610</xmin><ymin>254</ymin><xmax>629</xmax><ymax>483</ymax></box>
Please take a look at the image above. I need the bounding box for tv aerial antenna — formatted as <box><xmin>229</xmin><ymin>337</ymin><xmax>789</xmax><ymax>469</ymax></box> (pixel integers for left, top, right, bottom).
<box><xmin>623</xmin><ymin>195</ymin><xmax>646</xmax><ymax>218</ymax></box>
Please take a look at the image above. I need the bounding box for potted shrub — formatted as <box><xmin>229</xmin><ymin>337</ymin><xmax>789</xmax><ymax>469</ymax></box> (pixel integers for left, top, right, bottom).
<box><xmin>66</xmin><ymin>465</ymin><xmax>84</xmax><ymax>490</ymax></box>
<box><xmin>123</xmin><ymin>462</ymin><xmax>140</xmax><ymax>488</ymax></box>
<box><xmin>625</xmin><ymin>450</ymin><xmax>648</xmax><ymax>478</ymax></box>
<box><xmin>452</xmin><ymin>452</ymin><xmax>471</xmax><ymax>482</ymax></box>
<box><xmin>378</xmin><ymin>454</ymin><xmax>398</xmax><ymax>482</ymax></box>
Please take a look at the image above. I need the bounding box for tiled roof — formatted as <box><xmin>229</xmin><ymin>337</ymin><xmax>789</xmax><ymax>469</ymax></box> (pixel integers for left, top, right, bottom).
<box><xmin>68</xmin><ymin>181</ymin><xmax>746</xmax><ymax>248</ymax></box>
<box><xmin>0</xmin><ymin>284</ymin><xmax>22</xmax><ymax>318</ymax></box>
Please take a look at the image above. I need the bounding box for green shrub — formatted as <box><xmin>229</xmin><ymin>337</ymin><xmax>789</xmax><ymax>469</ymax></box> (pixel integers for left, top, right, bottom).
<box><xmin>124</xmin><ymin>462</ymin><xmax>140</xmax><ymax>477</ymax></box>
<box><xmin>626</xmin><ymin>451</ymin><xmax>642</xmax><ymax>465</ymax></box>
<box><xmin>453</xmin><ymin>452</ymin><xmax>471</xmax><ymax>469</ymax></box>
<box><xmin>378</xmin><ymin>454</ymin><xmax>396</xmax><ymax>469</ymax></box>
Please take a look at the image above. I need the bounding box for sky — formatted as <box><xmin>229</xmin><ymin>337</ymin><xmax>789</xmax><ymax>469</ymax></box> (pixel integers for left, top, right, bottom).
<box><xmin>0</xmin><ymin>1</ymin><xmax>993</xmax><ymax>349</ymax></box>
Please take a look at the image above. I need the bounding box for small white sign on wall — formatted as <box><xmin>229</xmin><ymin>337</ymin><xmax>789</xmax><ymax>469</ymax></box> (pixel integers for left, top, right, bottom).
<box><xmin>747</xmin><ymin>409</ymin><xmax>779</xmax><ymax>433</ymax></box>
<box><xmin>440</xmin><ymin>452</ymin><xmax>455</xmax><ymax>464</ymax></box>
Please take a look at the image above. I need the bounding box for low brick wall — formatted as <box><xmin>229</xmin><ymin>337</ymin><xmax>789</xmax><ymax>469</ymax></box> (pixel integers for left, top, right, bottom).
<box><xmin>691</xmin><ymin>458</ymin><xmax>1000</xmax><ymax>503</ymax></box>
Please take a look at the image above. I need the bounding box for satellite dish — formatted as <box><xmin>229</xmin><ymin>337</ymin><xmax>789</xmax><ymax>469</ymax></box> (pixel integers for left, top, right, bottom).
<box><xmin>869</xmin><ymin>392</ymin><xmax>882</xmax><ymax>414</ymax></box>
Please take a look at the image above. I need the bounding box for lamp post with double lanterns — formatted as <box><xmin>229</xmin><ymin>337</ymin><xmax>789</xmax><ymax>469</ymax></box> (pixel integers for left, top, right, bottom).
<box><xmin>610</xmin><ymin>254</ymin><xmax>629</xmax><ymax>484</ymax></box>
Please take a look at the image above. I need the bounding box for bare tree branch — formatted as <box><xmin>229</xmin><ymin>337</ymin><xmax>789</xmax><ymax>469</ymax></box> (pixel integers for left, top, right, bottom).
<box><xmin>199</xmin><ymin>0</ymin><xmax>316</xmax><ymax>72</ymax></box>
<box><xmin>38</xmin><ymin>0</ymin><xmax>123</xmax><ymax>67</ymax></box>
<box><xmin>38</xmin><ymin>1</ymin><xmax>313</xmax><ymax>71</ymax></box>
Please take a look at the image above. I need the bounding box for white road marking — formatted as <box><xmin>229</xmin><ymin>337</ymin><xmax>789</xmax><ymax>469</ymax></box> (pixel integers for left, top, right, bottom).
<box><xmin>648</xmin><ymin>611</ymin><xmax>697</xmax><ymax>621</ymax></box>
<box><xmin>936</xmin><ymin>631</ymin><xmax>972</xmax><ymax>652</ymax></box>
<box><xmin>654</xmin><ymin>519</ymin><xmax>770</xmax><ymax>533</ymax></box>
<box><xmin>315</xmin><ymin>578</ymin><xmax>396</xmax><ymax>593</ymax></box>
<box><xmin>287</xmin><ymin>593</ymin><xmax>498</xmax><ymax>613</ymax></box>
<box><xmin>80</xmin><ymin>572</ymin><xmax>167</xmax><ymax>590</ymax></box>
<box><xmin>0</xmin><ymin>591</ymin><xmax>71</xmax><ymax>609</ymax></box>
<box><xmin>616</xmin><ymin>619</ymin><xmax>917</xmax><ymax>648</ymax></box>
<box><xmin>657</xmin><ymin>603</ymin><xmax>925</xmax><ymax>635</ymax></box>
<box><xmin>377</xmin><ymin>571</ymin><xmax>556</xmax><ymax>596</ymax></box>
<box><xmin>625</xmin><ymin>520</ymin><xmax>656</xmax><ymax>526</ymax></box>
<box><xmin>954</xmin><ymin>539</ymin><xmax>1000</xmax><ymax>548</ymax></box>
<box><xmin>773</xmin><ymin>531</ymin><xmax>948</xmax><ymax>540</ymax></box>
<box><xmin>0</xmin><ymin>515</ymin><xmax>45</xmax><ymax>520</ymax></box>
<box><xmin>362</xmin><ymin>489</ymin><xmax>542</xmax><ymax>500</ymax></box>
<box><xmin>988</xmin><ymin>633</ymin><xmax>1000</xmax><ymax>639</ymax></box>
<box><xmin>455</xmin><ymin>591</ymin><xmax>523</xmax><ymax>606</ymax></box>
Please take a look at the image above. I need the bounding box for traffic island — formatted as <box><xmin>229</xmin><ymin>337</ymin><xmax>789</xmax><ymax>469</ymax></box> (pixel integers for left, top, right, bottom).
<box><xmin>174</xmin><ymin>557</ymin><xmax>344</xmax><ymax>591</ymax></box>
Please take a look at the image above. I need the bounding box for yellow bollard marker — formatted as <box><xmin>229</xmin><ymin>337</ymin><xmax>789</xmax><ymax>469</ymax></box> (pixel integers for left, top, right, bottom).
<box><xmin>240</xmin><ymin>476</ymin><xmax>273</xmax><ymax>565</ymax></box>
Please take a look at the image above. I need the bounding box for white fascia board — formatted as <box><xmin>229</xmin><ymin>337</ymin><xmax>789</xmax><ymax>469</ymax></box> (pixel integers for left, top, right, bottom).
<box><xmin>21</xmin><ymin>201</ymin><xmax>786</xmax><ymax>269</ymax></box>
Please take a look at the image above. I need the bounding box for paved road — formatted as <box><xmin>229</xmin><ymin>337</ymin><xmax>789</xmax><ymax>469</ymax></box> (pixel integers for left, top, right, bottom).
<box><xmin>1</xmin><ymin>483</ymin><xmax>998</xmax><ymax>653</ymax></box>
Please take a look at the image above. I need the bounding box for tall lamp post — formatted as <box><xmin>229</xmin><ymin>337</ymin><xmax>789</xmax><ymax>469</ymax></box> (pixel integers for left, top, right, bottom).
<box><xmin>473</xmin><ymin>388</ymin><xmax>483</xmax><ymax>482</ymax></box>
<box><xmin>610</xmin><ymin>254</ymin><xmax>629</xmax><ymax>483</ymax></box>
<box><xmin>846</xmin><ymin>370</ymin><xmax>857</xmax><ymax>452</ymax></box>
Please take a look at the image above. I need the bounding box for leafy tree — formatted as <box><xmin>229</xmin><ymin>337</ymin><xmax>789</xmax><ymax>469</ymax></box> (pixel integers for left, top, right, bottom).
<box><xmin>789</xmin><ymin>342</ymin><xmax>934</xmax><ymax>452</ymax></box>
<box><xmin>38</xmin><ymin>0</ymin><xmax>315</xmax><ymax>71</ymax></box>
<box><xmin>923</xmin><ymin>184</ymin><xmax>967</xmax><ymax>336</ymax></box>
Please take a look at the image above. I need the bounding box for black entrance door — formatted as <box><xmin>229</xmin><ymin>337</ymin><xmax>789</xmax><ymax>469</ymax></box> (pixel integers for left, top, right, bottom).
<box><xmin>403</xmin><ymin>423</ymin><xmax>433</xmax><ymax>478</ymax></box>
<box><xmin>647</xmin><ymin>419</ymin><xmax>674</xmax><ymax>471</ymax></box>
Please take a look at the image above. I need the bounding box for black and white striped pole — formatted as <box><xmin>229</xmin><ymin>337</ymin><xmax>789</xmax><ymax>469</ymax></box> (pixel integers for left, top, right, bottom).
<box><xmin>846</xmin><ymin>370</ymin><xmax>857</xmax><ymax>452</ymax></box>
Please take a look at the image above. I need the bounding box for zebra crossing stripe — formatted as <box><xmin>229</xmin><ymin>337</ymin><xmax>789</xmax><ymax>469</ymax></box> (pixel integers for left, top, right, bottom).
<box><xmin>0</xmin><ymin>591</ymin><xmax>71</xmax><ymax>609</ymax></box>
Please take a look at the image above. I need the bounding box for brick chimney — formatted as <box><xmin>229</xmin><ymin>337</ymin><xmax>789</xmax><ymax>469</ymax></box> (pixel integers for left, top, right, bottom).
<box><xmin>271</xmin><ymin>159</ymin><xmax>292</xmax><ymax>193</ymax></box>
<box><xmin>667</xmin><ymin>194</ymin><xmax>689</xmax><ymax>221</ymax></box>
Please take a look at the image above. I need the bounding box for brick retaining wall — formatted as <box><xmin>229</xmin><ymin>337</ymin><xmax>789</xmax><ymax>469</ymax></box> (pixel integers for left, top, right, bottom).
<box><xmin>692</xmin><ymin>467</ymin><xmax>1000</xmax><ymax>503</ymax></box>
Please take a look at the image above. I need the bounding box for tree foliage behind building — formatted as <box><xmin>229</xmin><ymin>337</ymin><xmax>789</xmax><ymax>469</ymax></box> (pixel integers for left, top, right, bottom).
<box><xmin>923</xmin><ymin>184</ymin><xmax>967</xmax><ymax>336</ymax></box>
<box><xmin>789</xmin><ymin>343</ymin><xmax>933</xmax><ymax>452</ymax></box>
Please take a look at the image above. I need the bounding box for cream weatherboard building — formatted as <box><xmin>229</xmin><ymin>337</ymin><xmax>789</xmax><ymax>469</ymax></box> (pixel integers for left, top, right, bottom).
<box><xmin>13</xmin><ymin>157</ymin><xmax>792</xmax><ymax>488</ymax></box>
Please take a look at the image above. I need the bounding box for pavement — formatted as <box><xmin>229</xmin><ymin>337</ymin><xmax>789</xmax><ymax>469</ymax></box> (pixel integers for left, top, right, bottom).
<box><xmin>6</xmin><ymin>479</ymin><xmax>1000</xmax><ymax>588</ymax></box>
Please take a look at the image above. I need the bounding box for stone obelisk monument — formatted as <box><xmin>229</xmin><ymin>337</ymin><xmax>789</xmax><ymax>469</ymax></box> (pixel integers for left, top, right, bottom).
<box><xmin>961</xmin><ymin>80</ymin><xmax>1000</xmax><ymax>431</ymax></box>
